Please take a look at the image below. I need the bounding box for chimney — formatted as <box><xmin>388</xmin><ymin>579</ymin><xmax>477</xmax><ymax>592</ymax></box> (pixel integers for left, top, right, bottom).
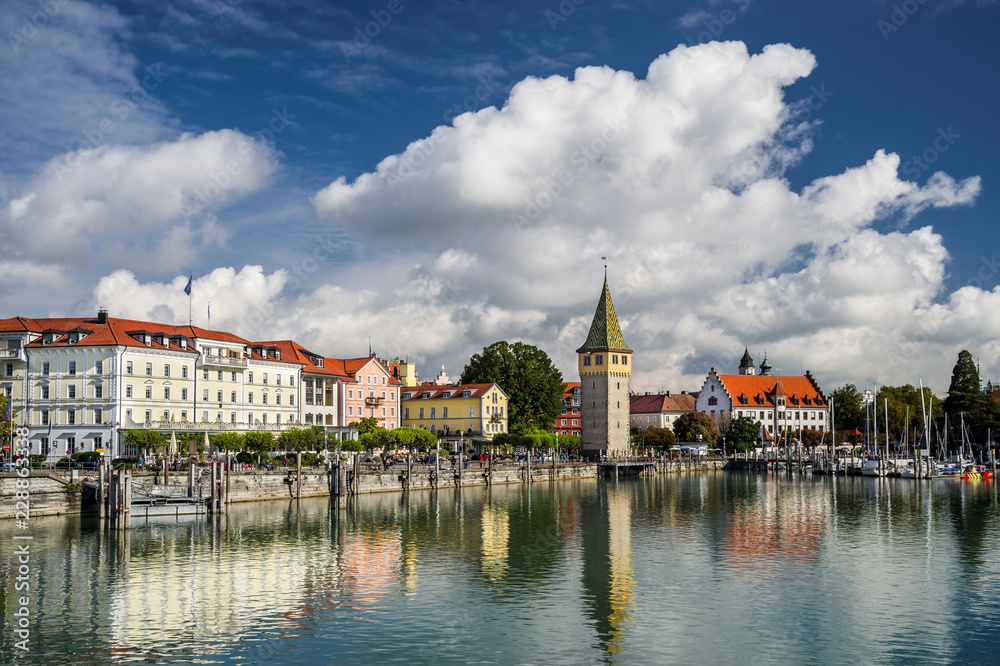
<box><xmin>666</xmin><ymin>391</ymin><xmax>670</xmax><ymax>397</ymax></box>
<box><xmin>97</xmin><ymin>309</ymin><xmax>108</xmax><ymax>324</ymax></box>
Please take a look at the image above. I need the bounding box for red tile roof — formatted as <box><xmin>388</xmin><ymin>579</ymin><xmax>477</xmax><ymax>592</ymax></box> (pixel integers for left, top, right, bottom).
<box><xmin>718</xmin><ymin>374</ymin><xmax>828</xmax><ymax>409</ymax></box>
<box><xmin>630</xmin><ymin>393</ymin><xmax>697</xmax><ymax>414</ymax></box>
<box><xmin>252</xmin><ymin>340</ymin><xmax>354</xmax><ymax>375</ymax></box>
<box><xmin>402</xmin><ymin>383</ymin><xmax>503</xmax><ymax>400</ymax></box>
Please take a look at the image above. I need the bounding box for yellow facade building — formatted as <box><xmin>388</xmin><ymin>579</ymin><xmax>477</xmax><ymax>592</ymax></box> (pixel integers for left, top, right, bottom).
<box><xmin>400</xmin><ymin>383</ymin><xmax>508</xmax><ymax>448</ymax></box>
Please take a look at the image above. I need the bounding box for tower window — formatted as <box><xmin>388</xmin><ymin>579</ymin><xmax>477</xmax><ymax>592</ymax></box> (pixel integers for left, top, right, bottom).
<box><xmin>623</xmin><ymin>356</ymin><xmax>628</xmax><ymax>366</ymax></box>
<box><xmin>583</xmin><ymin>356</ymin><xmax>591</xmax><ymax>366</ymax></box>
<box><xmin>612</xmin><ymin>355</ymin><xmax>618</xmax><ymax>364</ymax></box>
<box><xmin>595</xmin><ymin>355</ymin><xmax>603</xmax><ymax>365</ymax></box>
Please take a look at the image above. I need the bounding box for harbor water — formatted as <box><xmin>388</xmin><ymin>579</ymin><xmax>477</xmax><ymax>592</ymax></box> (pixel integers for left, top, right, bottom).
<box><xmin>2</xmin><ymin>472</ymin><xmax>1000</xmax><ymax>664</ymax></box>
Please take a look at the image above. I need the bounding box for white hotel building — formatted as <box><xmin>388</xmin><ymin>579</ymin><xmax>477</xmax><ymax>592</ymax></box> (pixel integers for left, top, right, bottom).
<box><xmin>0</xmin><ymin>311</ymin><xmax>399</xmax><ymax>459</ymax></box>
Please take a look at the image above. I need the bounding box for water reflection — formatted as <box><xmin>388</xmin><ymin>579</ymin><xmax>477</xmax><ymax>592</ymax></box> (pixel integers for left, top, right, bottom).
<box><xmin>1</xmin><ymin>476</ymin><xmax>999</xmax><ymax>664</ymax></box>
<box><xmin>581</xmin><ymin>481</ymin><xmax>636</xmax><ymax>661</ymax></box>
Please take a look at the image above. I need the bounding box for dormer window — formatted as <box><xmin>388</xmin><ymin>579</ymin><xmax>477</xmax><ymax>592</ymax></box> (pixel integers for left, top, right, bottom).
<box><xmin>463</xmin><ymin>391</ymin><xmax>472</xmax><ymax>398</ymax></box>
<box><xmin>42</xmin><ymin>334</ymin><xmax>51</xmax><ymax>345</ymax></box>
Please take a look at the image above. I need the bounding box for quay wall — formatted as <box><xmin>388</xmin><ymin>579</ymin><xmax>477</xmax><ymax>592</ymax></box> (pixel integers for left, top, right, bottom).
<box><xmin>0</xmin><ymin>460</ymin><xmax>724</xmax><ymax>518</ymax></box>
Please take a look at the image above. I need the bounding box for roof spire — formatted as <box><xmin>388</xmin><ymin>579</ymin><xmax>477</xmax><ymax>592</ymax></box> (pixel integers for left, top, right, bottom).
<box><xmin>577</xmin><ymin>274</ymin><xmax>631</xmax><ymax>353</ymax></box>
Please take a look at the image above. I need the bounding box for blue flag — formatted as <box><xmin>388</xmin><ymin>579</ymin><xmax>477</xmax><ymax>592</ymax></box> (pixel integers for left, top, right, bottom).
<box><xmin>183</xmin><ymin>276</ymin><xmax>192</xmax><ymax>296</ymax></box>
<box><xmin>2</xmin><ymin>397</ymin><xmax>10</xmax><ymax>422</ymax></box>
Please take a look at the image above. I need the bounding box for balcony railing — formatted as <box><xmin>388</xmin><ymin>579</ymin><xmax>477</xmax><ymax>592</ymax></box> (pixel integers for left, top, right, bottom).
<box><xmin>365</xmin><ymin>396</ymin><xmax>383</xmax><ymax>406</ymax></box>
<box><xmin>203</xmin><ymin>354</ymin><xmax>248</xmax><ymax>368</ymax></box>
<box><xmin>144</xmin><ymin>420</ymin><xmax>300</xmax><ymax>432</ymax></box>
<box><xmin>0</xmin><ymin>348</ymin><xmax>25</xmax><ymax>361</ymax></box>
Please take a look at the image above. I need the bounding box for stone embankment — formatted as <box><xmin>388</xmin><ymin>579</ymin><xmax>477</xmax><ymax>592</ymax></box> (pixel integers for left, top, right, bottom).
<box><xmin>0</xmin><ymin>459</ymin><xmax>724</xmax><ymax>519</ymax></box>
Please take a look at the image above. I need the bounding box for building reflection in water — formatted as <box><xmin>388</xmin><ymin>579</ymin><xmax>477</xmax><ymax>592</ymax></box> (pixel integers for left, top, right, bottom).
<box><xmin>481</xmin><ymin>501</ymin><xmax>510</xmax><ymax>583</ymax></box>
<box><xmin>581</xmin><ymin>481</ymin><xmax>636</xmax><ymax>660</ymax></box>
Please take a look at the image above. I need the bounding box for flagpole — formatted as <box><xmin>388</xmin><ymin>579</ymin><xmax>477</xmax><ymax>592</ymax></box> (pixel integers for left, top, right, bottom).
<box><xmin>188</xmin><ymin>272</ymin><xmax>193</xmax><ymax>326</ymax></box>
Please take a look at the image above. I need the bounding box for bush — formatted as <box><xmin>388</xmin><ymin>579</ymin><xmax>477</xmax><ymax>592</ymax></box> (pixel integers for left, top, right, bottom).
<box><xmin>112</xmin><ymin>457</ymin><xmax>140</xmax><ymax>469</ymax></box>
<box><xmin>300</xmin><ymin>453</ymin><xmax>326</xmax><ymax>466</ymax></box>
<box><xmin>72</xmin><ymin>450</ymin><xmax>101</xmax><ymax>462</ymax></box>
<box><xmin>236</xmin><ymin>452</ymin><xmax>253</xmax><ymax>464</ymax></box>
<box><xmin>29</xmin><ymin>454</ymin><xmax>46</xmax><ymax>465</ymax></box>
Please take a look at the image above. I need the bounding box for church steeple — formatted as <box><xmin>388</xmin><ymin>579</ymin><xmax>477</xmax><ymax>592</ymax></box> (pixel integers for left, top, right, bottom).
<box><xmin>577</xmin><ymin>278</ymin><xmax>632</xmax><ymax>354</ymax></box>
<box><xmin>759</xmin><ymin>352</ymin><xmax>772</xmax><ymax>376</ymax></box>
<box><xmin>738</xmin><ymin>345</ymin><xmax>755</xmax><ymax>375</ymax></box>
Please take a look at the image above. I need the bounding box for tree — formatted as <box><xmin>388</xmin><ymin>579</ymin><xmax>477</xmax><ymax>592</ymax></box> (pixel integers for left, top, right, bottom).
<box><xmin>351</xmin><ymin>416</ymin><xmax>380</xmax><ymax>437</ymax></box>
<box><xmin>278</xmin><ymin>427</ymin><xmax>319</xmax><ymax>452</ymax></box>
<box><xmin>830</xmin><ymin>384</ymin><xmax>865</xmax><ymax>432</ymax></box>
<box><xmin>556</xmin><ymin>434</ymin><xmax>580</xmax><ymax>453</ymax></box>
<box><xmin>211</xmin><ymin>432</ymin><xmax>243</xmax><ymax>453</ymax></box>
<box><xmin>640</xmin><ymin>426</ymin><xmax>676</xmax><ymax>451</ymax></box>
<box><xmin>124</xmin><ymin>429</ymin><xmax>168</xmax><ymax>451</ymax></box>
<box><xmin>874</xmin><ymin>384</ymin><xmax>941</xmax><ymax>441</ymax></box>
<box><xmin>242</xmin><ymin>431</ymin><xmax>275</xmax><ymax>456</ymax></box>
<box><xmin>673</xmin><ymin>412</ymin><xmax>719</xmax><ymax>445</ymax></box>
<box><xmin>947</xmin><ymin>349</ymin><xmax>980</xmax><ymax>396</ymax></box>
<box><xmin>460</xmin><ymin>341</ymin><xmax>564</xmax><ymax>431</ymax></box>
<box><xmin>0</xmin><ymin>394</ymin><xmax>15</xmax><ymax>444</ymax></box>
<box><xmin>942</xmin><ymin>350</ymin><xmax>999</xmax><ymax>446</ymax></box>
<box><xmin>724</xmin><ymin>416</ymin><xmax>759</xmax><ymax>452</ymax></box>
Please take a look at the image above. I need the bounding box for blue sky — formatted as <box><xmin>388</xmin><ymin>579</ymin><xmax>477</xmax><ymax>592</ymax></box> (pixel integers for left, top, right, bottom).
<box><xmin>1</xmin><ymin>0</ymin><xmax>998</xmax><ymax>393</ymax></box>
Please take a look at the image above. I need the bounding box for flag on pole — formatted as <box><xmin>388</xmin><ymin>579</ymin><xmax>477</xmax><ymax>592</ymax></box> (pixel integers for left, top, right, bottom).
<box><xmin>207</xmin><ymin>303</ymin><xmax>211</xmax><ymax>320</ymax></box>
<box><xmin>2</xmin><ymin>397</ymin><xmax>10</xmax><ymax>422</ymax></box>
<box><xmin>183</xmin><ymin>275</ymin><xmax>192</xmax><ymax>295</ymax></box>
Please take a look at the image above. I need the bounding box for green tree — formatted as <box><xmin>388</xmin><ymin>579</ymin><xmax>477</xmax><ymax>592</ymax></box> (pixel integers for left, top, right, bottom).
<box><xmin>339</xmin><ymin>438</ymin><xmax>364</xmax><ymax>453</ymax></box>
<box><xmin>724</xmin><ymin>416</ymin><xmax>759</xmax><ymax>452</ymax></box>
<box><xmin>830</xmin><ymin>384</ymin><xmax>865</xmax><ymax>432</ymax></box>
<box><xmin>211</xmin><ymin>431</ymin><xmax>243</xmax><ymax>453</ymax></box>
<box><xmin>124</xmin><ymin>429</ymin><xmax>169</xmax><ymax>451</ymax></box>
<box><xmin>242</xmin><ymin>431</ymin><xmax>275</xmax><ymax>456</ymax></box>
<box><xmin>351</xmin><ymin>416</ymin><xmax>380</xmax><ymax>437</ymax></box>
<box><xmin>673</xmin><ymin>412</ymin><xmax>719</xmax><ymax>445</ymax></box>
<box><xmin>278</xmin><ymin>427</ymin><xmax>319</xmax><ymax>452</ymax></box>
<box><xmin>460</xmin><ymin>341</ymin><xmax>564</xmax><ymax>430</ymax></box>
<box><xmin>639</xmin><ymin>426</ymin><xmax>676</xmax><ymax>451</ymax></box>
<box><xmin>948</xmin><ymin>349</ymin><xmax>981</xmax><ymax>396</ymax></box>
<box><xmin>0</xmin><ymin>394</ymin><xmax>15</xmax><ymax>444</ymax></box>
<box><xmin>941</xmin><ymin>350</ymin><xmax>999</xmax><ymax>445</ymax></box>
<box><xmin>555</xmin><ymin>433</ymin><xmax>580</xmax><ymax>453</ymax></box>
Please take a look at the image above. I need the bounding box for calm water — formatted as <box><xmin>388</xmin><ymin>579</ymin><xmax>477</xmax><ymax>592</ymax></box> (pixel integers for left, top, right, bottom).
<box><xmin>3</xmin><ymin>472</ymin><xmax>1000</xmax><ymax>665</ymax></box>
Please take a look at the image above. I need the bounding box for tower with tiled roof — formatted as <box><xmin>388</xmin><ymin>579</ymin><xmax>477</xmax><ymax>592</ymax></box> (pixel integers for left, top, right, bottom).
<box><xmin>578</xmin><ymin>276</ymin><xmax>632</xmax><ymax>459</ymax></box>
<box><xmin>738</xmin><ymin>345</ymin><xmax>755</xmax><ymax>375</ymax></box>
<box><xmin>759</xmin><ymin>353</ymin><xmax>772</xmax><ymax>376</ymax></box>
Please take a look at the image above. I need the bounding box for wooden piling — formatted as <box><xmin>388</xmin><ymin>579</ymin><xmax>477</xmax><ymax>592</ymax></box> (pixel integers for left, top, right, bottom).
<box><xmin>98</xmin><ymin>463</ymin><xmax>106</xmax><ymax>520</ymax></box>
<box><xmin>296</xmin><ymin>452</ymin><xmax>302</xmax><ymax>500</ymax></box>
<box><xmin>209</xmin><ymin>461</ymin><xmax>217</xmax><ymax>514</ymax></box>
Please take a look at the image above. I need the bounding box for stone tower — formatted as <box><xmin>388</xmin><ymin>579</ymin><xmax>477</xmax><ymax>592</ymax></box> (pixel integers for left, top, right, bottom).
<box><xmin>578</xmin><ymin>276</ymin><xmax>632</xmax><ymax>460</ymax></box>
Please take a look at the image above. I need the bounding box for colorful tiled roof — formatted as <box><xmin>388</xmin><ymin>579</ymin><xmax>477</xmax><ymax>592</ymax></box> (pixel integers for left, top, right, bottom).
<box><xmin>630</xmin><ymin>393</ymin><xmax>697</xmax><ymax>414</ymax></box>
<box><xmin>401</xmin><ymin>383</ymin><xmax>506</xmax><ymax>401</ymax></box>
<box><xmin>577</xmin><ymin>279</ymin><xmax>631</xmax><ymax>353</ymax></box>
<box><xmin>717</xmin><ymin>374</ymin><xmax>828</xmax><ymax>409</ymax></box>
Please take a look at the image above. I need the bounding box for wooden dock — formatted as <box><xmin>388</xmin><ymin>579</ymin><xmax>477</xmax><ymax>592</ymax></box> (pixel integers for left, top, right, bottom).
<box><xmin>598</xmin><ymin>462</ymin><xmax>656</xmax><ymax>478</ymax></box>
